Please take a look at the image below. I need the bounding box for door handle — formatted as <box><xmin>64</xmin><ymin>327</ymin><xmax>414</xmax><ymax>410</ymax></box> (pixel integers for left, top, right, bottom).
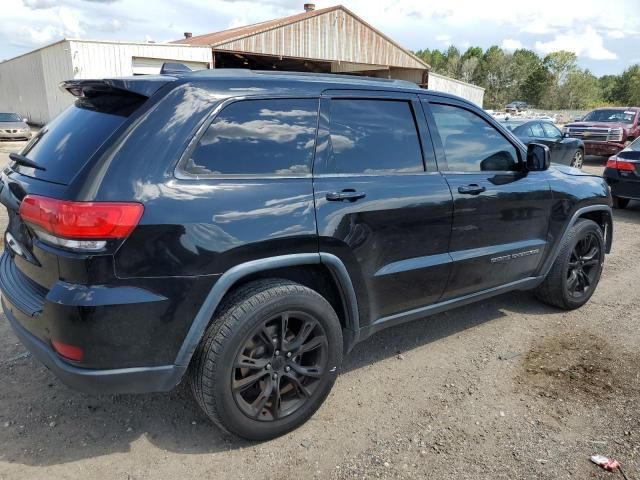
<box><xmin>457</xmin><ymin>184</ymin><xmax>486</xmax><ymax>195</ymax></box>
<box><xmin>326</xmin><ymin>189</ymin><xmax>367</xmax><ymax>202</ymax></box>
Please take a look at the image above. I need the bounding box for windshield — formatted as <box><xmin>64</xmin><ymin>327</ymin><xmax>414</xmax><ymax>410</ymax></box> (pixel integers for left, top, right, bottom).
<box><xmin>0</xmin><ymin>113</ymin><xmax>22</xmax><ymax>122</ymax></box>
<box><xmin>501</xmin><ymin>121</ymin><xmax>524</xmax><ymax>131</ymax></box>
<box><xmin>582</xmin><ymin>109</ymin><xmax>637</xmax><ymax>123</ymax></box>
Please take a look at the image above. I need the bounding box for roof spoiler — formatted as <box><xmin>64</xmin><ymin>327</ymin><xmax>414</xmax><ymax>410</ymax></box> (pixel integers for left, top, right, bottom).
<box><xmin>159</xmin><ymin>62</ymin><xmax>192</xmax><ymax>75</ymax></box>
<box><xmin>59</xmin><ymin>76</ymin><xmax>176</xmax><ymax>99</ymax></box>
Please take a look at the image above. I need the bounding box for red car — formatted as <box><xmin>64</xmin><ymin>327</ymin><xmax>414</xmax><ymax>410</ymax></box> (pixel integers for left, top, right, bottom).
<box><xmin>563</xmin><ymin>107</ymin><xmax>640</xmax><ymax>157</ymax></box>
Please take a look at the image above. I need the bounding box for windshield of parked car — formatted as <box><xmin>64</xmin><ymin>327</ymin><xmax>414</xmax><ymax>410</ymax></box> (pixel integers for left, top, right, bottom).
<box><xmin>501</xmin><ymin>121</ymin><xmax>525</xmax><ymax>131</ymax></box>
<box><xmin>582</xmin><ymin>109</ymin><xmax>637</xmax><ymax>123</ymax></box>
<box><xmin>0</xmin><ymin>113</ymin><xmax>22</xmax><ymax>122</ymax></box>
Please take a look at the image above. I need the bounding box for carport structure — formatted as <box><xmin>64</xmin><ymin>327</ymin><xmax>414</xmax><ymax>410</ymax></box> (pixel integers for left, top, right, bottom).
<box><xmin>173</xmin><ymin>4</ymin><xmax>430</xmax><ymax>86</ymax></box>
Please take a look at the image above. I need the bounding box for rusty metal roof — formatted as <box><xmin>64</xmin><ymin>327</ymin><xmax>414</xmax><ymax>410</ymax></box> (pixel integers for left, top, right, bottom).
<box><xmin>173</xmin><ymin>5</ymin><xmax>429</xmax><ymax>69</ymax></box>
<box><xmin>173</xmin><ymin>5</ymin><xmax>338</xmax><ymax>47</ymax></box>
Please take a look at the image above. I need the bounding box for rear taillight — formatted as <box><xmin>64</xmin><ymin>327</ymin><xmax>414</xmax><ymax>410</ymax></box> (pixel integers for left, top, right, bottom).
<box><xmin>606</xmin><ymin>157</ymin><xmax>636</xmax><ymax>171</ymax></box>
<box><xmin>19</xmin><ymin>195</ymin><xmax>143</xmax><ymax>250</ymax></box>
<box><xmin>51</xmin><ymin>340</ymin><xmax>84</xmax><ymax>362</ymax></box>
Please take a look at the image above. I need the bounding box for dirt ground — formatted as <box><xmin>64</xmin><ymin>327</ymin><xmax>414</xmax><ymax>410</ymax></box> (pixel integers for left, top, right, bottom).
<box><xmin>0</xmin><ymin>140</ymin><xmax>638</xmax><ymax>479</ymax></box>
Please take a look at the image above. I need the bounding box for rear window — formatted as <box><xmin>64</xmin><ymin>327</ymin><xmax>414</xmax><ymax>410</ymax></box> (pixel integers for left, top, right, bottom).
<box><xmin>15</xmin><ymin>95</ymin><xmax>142</xmax><ymax>184</ymax></box>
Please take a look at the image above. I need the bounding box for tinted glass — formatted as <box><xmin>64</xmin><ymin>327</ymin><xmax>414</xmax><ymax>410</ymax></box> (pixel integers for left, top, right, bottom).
<box><xmin>542</xmin><ymin>122</ymin><xmax>562</xmax><ymax>138</ymax></box>
<box><xmin>0</xmin><ymin>113</ymin><xmax>22</xmax><ymax>122</ymax></box>
<box><xmin>430</xmin><ymin>104</ymin><xmax>518</xmax><ymax>172</ymax></box>
<box><xmin>18</xmin><ymin>95</ymin><xmax>142</xmax><ymax>184</ymax></box>
<box><xmin>326</xmin><ymin>99</ymin><xmax>424</xmax><ymax>174</ymax></box>
<box><xmin>186</xmin><ymin>99</ymin><xmax>318</xmax><ymax>176</ymax></box>
<box><xmin>583</xmin><ymin>109</ymin><xmax>637</xmax><ymax>123</ymax></box>
<box><xmin>511</xmin><ymin>124</ymin><xmax>528</xmax><ymax>135</ymax></box>
<box><xmin>529</xmin><ymin>123</ymin><xmax>544</xmax><ymax>137</ymax></box>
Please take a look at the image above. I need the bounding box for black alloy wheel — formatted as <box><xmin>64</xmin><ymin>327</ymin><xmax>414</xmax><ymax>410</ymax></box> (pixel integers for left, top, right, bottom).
<box><xmin>232</xmin><ymin>311</ymin><xmax>329</xmax><ymax>421</ymax></box>
<box><xmin>566</xmin><ymin>232</ymin><xmax>601</xmax><ymax>298</ymax></box>
<box><xmin>535</xmin><ymin>218</ymin><xmax>605</xmax><ymax>310</ymax></box>
<box><xmin>190</xmin><ymin>279</ymin><xmax>342</xmax><ymax>440</ymax></box>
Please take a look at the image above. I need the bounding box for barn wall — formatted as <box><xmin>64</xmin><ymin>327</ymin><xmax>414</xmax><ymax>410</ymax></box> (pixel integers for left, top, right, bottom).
<box><xmin>214</xmin><ymin>9</ymin><xmax>426</xmax><ymax>70</ymax></box>
<box><xmin>69</xmin><ymin>40</ymin><xmax>213</xmax><ymax>79</ymax></box>
<box><xmin>0</xmin><ymin>40</ymin><xmax>213</xmax><ymax>124</ymax></box>
<box><xmin>0</xmin><ymin>42</ymin><xmax>68</xmax><ymax>125</ymax></box>
<box><xmin>428</xmin><ymin>72</ymin><xmax>485</xmax><ymax>106</ymax></box>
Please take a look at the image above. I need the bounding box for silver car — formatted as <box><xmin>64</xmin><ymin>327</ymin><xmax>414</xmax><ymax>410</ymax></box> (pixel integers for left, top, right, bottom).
<box><xmin>0</xmin><ymin>113</ymin><xmax>31</xmax><ymax>140</ymax></box>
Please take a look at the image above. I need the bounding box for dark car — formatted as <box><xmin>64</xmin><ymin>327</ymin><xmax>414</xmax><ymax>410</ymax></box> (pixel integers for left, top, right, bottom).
<box><xmin>502</xmin><ymin>119</ymin><xmax>585</xmax><ymax>168</ymax></box>
<box><xmin>505</xmin><ymin>101</ymin><xmax>528</xmax><ymax>113</ymax></box>
<box><xmin>0</xmin><ymin>113</ymin><xmax>31</xmax><ymax>141</ymax></box>
<box><xmin>563</xmin><ymin>107</ymin><xmax>640</xmax><ymax>157</ymax></box>
<box><xmin>0</xmin><ymin>70</ymin><xmax>613</xmax><ymax>440</ymax></box>
<box><xmin>603</xmin><ymin>136</ymin><xmax>640</xmax><ymax>208</ymax></box>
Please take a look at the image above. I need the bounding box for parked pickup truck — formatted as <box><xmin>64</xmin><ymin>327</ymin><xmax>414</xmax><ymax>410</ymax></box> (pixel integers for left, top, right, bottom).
<box><xmin>563</xmin><ymin>107</ymin><xmax>640</xmax><ymax>156</ymax></box>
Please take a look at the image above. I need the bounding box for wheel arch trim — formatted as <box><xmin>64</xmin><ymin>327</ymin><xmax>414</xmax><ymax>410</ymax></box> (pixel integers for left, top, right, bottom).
<box><xmin>174</xmin><ymin>253</ymin><xmax>360</xmax><ymax>367</ymax></box>
<box><xmin>538</xmin><ymin>204</ymin><xmax>612</xmax><ymax>277</ymax></box>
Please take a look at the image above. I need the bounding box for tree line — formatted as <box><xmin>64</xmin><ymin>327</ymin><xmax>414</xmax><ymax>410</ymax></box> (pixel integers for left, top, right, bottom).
<box><xmin>414</xmin><ymin>46</ymin><xmax>640</xmax><ymax>110</ymax></box>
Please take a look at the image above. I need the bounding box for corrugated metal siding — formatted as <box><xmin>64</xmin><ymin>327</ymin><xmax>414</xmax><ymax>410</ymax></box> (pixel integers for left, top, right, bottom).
<box><xmin>215</xmin><ymin>9</ymin><xmax>426</xmax><ymax>70</ymax></box>
<box><xmin>0</xmin><ymin>40</ymin><xmax>213</xmax><ymax>124</ymax></box>
<box><xmin>0</xmin><ymin>44</ymin><xmax>59</xmax><ymax>125</ymax></box>
<box><xmin>69</xmin><ymin>40</ymin><xmax>213</xmax><ymax>79</ymax></box>
<box><xmin>40</xmin><ymin>41</ymin><xmax>76</xmax><ymax>121</ymax></box>
<box><xmin>428</xmin><ymin>72</ymin><xmax>485</xmax><ymax>107</ymax></box>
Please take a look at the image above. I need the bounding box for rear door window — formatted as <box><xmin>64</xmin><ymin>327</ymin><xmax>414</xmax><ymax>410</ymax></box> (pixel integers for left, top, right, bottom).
<box><xmin>324</xmin><ymin>99</ymin><xmax>424</xmax><ymax>174</ymax></box>
<box><xmin>16</xmin><ymin>95</ymin><xmax>142</xmax><ymax>185</ymax></box>
<box><xmin>183</xmin><ymin>98</ymin><xmax>319</xmax><ymax>177</ymax></box>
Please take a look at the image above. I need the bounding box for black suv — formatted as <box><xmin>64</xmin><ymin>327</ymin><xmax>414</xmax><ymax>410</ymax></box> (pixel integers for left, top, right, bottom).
<box><xmin>0</xmin><ymin>70</ymin><xmax>612</xmax><ymax>440</ymax></box>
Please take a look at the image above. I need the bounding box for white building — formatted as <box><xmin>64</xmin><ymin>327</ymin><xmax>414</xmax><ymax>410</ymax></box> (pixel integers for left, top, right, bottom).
<box><xmin>0</xmin><ymin>39</ymin><xmax>212</xmax><ymax>124</ymax></box>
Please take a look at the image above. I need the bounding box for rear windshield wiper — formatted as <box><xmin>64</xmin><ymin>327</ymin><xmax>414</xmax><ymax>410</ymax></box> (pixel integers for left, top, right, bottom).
<box><xmin>9</xmin><ymin>153</ymin><xmax>46</xmax><ymax>171</ymax></box>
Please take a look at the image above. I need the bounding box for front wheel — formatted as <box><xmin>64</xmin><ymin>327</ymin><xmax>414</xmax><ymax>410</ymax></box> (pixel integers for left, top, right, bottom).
<box><xmin>189</xmin><ymin>279</ymin><xmax>343</xmax><ymax>440</ymax></box>
<box><xmin>570</xmin><ymin>149</ymin><xmax>584</xmax><ymax>169</ymax></box>
<box><xmin>535</xmin><ymin>219</ymin><xmax>604</xmax><ymax>310</ymax></box>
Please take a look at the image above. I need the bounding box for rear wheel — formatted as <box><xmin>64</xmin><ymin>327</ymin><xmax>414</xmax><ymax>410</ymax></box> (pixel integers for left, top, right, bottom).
<box><xmin>570</xmin><ymin>149</ymin><xmax>584</xmax><ymax>168</ymax></box>
<box><xmin>535</xmin><ymin>219</ymin><xmax>604</xmax><ymax>310</ymax></box>
<box><xmin>189</xmin><ymin>279</ymin><xmax>343</xmax><ymax>440</ymax></box>
<box><xmin>612</xmin><ymin>196</ymin><xmax>630</xmax><ymax>209</ymax></box>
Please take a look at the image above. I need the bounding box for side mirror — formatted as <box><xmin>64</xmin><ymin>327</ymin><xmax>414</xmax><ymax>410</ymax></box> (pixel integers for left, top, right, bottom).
<box><xmin>573</xmin><ymin>115</ymin><xmax>583</xmax><ymax>122</ymax></box>
<box><xmin>22</xmin><ymin>118</ymin><xmax>28</xmax><ymax>123</ymax></box>
<box><xmin>526</xmin><ymin>143</ymin><xmax>550</xmax><ymax>171</ymax></box>
<box><xmin>562</xmin><ymin>132</ymin><xmax>570</xmax><ymax>138</ymax></box>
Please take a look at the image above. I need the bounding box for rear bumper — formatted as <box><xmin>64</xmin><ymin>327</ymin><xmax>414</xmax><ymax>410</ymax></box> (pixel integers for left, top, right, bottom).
<box><xmin>604</xmin><ymin>170</ymin><xmax>640</xmax><ymax>200</ymax></box>
<box><xmin>583</xmin><ymin>141</ymin><xmax>624</xmax><ymax>156</ymax></box>
<box><xmin>3</xmin><ymin>297</ymin><xmax>185</xmax><ymax>394</ymax></box>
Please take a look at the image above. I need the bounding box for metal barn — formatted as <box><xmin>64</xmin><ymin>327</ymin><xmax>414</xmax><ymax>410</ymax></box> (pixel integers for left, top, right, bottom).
<box><xmin>174</xmin><ymin>4</ymin><xmax>485</xmax><ymax>105</ymax></box>
<box><xmin>0</xmin><ymin>40</ymin><xmax>212</xmax><ymax>124</ymax></box>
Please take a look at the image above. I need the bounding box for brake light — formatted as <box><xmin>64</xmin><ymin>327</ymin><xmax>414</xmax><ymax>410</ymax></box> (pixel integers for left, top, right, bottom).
<box><xmin>19</xmin><ymin>195</ymin><xmax>143</xmax><ymax>248</ymax></box>
<box><xmin>606</xmin><ymin>157</ymin><xmax>636</xmax><ymax>171</ymax></box>
<box><xmin>51</xmin><ymin>340</ymin><xmax>84</xmax><ymax>362</ymax></box>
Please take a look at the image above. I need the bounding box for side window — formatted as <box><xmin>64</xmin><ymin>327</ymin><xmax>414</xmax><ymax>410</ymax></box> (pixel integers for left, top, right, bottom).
<box><xmin>542</xmin><ymin>122</ymin><xmax>562</xmax><ymax>139</ymax></box>
<box><xmin>529</xmin><ymin>123</ymin><xmax>545</xmax><ymax>137</ymax></box>
<box><xmin>326</xmin><ymin>99</ymin><xmax>424</xmax><ymax>174</ymax></box>
<box><xmin>184</xmin><ymin>98</ymin><xmax>318</xmax><ymax>176</ymax></box>
<box><xmin>430</xmin><ymin>103</ymin><xmax>519</xmax><ymax>172</ymax></box>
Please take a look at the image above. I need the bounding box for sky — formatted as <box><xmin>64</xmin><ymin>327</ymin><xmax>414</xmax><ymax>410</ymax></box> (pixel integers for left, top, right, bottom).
<box><xmin>1</xmin><ymin>0</ymin><xmax>639</xmax><ymax>76</ymax></box>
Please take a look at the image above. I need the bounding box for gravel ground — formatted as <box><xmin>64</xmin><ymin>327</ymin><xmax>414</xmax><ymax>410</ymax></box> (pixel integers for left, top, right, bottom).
<box><xmin>0</xmin><ymin>145</ymin><xmax>637</xmax><ymax>479</ymax></box>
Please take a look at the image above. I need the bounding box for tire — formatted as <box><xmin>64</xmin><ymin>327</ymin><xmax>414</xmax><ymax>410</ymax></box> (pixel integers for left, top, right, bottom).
<box><xmin>189</xmin><ymin>279</ymin><xmax>343</xmax><ymax>440</ymax></box>
<box><xmin>570</xmin><ymin>149</ymin><xmax>584</xmax><ymax>169</ymax></box>
<box><xmin>535</xmin><ymin>219</ymin><xmax>605</xmax><ymax>310</ymax></box>
<box><xmin>612</xmin><ymin>196</ymin><xmax>629</xmax><ymax>209</ymax></box>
